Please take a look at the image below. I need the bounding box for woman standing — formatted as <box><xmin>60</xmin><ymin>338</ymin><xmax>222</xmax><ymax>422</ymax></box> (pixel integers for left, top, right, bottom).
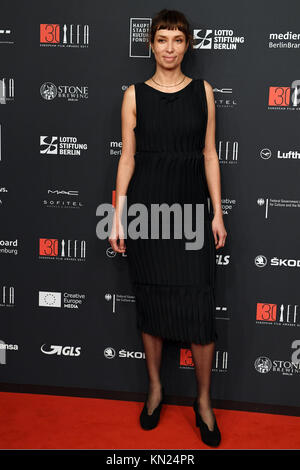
<box><xmin>109</xmin><ymin>9</ymin><xmax>227</xmax><ymax>447</ymax></box>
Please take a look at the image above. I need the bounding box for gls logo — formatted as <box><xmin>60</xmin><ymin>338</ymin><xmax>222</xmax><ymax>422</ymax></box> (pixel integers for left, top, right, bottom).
<box><xmin>41</xmin><ymin>344</ymin><xmax>81</xmax><ymax>356</ymax></box>
<box><xmin>216</xmin><ymin>254</ymin><xmax>230</xmax><ymax>265</ymax></box>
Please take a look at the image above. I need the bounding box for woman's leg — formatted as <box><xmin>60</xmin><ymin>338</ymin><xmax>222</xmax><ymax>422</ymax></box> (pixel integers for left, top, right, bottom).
<box><xmin>190</xmin><ymin>341</ymin><xmax>216</xmax><ymax>430</ymax></box>
<box><xmin>141</xmin><ymin>331</ymin><xmax>163</xmax><ymax>415</ymax></box>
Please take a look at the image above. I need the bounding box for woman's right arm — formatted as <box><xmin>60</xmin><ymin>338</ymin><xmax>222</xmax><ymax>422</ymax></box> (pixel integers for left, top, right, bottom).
<box><xmin>109</xmin><ymin>84</ymin><xmax>136</xmax><ymax>253</ymax></box>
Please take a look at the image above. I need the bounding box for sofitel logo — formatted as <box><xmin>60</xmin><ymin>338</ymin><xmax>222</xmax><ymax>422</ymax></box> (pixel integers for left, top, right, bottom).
<box><xmin>40</xmin><ymin>82</ymin><xmax>88</xmax><ymax>101</ymax></box>
<box><xmin>40</xmin><ymin>24</ymin><xmax>89</xmax><ymax>48</ymax></box>
<box><xmin>39</xmin><ymin>238</ymin><xmax>86</xmax><ymax>261</ymax></box>
<box><xmin>213</xmin><ymin>87</ymin><xmax>237</xmax><ymax>108</ymax></box>
<box><xmin>43</xmin><ymin>188</ymin><xmax>83</xmax><ymax>209</ymax></box>
<box><xmin>268</xmin><ymin>80</ymin><xmax>300</xmax><ymax>110</ymax></box>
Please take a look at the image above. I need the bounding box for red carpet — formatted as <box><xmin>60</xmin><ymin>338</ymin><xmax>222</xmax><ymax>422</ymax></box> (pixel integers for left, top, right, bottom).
<box><xmin>0</xmin><ymin>391</ymin><xmax>299</xmax><ymax>449</ymax></box>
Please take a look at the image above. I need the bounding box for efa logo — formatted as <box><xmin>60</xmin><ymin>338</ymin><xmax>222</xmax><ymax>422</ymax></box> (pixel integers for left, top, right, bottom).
<box><xmin>41</xmin><ymin>344</ymin><xmax>81</xmax><ymax>356</ymax></box>
<box><xmin>40</xmin><ymin>24</ymin><xmax>60</xmax><ymax>43</ymax></box>
<box><xmin>40</xmin><ymin>238</ymin><xmax>58</xmax><ymax>256</ymax></box>
<box><xmin>268</xmin><ymin>80</ymin><xmax>300</xmax><ymax>107</ymax></box>
<box><xmin>40</xmin><ymin>24</ymin><xmax>89</xmax><ymax>46</ymax></box>
<box><xmin>256</xmin><ymin>303</ymin><xmax>277</xmax><ymax>322</ymax></box>
<box><xmin>180</xmin><ymin>348</ymin><xmax>194</xmax><ymax>367</ymax></box>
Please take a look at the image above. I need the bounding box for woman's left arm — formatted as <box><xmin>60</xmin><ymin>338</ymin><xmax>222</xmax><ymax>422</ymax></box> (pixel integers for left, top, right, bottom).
<box><xmin>202</xmin><ymin>79</ymin><xmax>227</xmax><ymax>249</ymax></box>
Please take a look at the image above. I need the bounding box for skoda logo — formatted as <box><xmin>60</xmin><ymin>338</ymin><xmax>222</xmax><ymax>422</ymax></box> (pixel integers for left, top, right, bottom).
<box><xmin>104</xmin><ymin>347</ymin><xmax>116</xmax><ymax>359</ymax></box>
<box><xmin>255</xmin><ymin>255</ymin><xmax>267</xmax><ymax>267</ymax></box>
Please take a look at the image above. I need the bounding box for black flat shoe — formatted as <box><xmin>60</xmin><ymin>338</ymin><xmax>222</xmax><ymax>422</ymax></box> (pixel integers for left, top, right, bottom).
<box><xmin>193</xmin><ymin>398</ymin><xmax>221</xmax><ymax>447</ymax></box>
<box><xmin>140</xmin><ymin>386</ymin><xmax>165</xmax><ymax>430</ymax></box>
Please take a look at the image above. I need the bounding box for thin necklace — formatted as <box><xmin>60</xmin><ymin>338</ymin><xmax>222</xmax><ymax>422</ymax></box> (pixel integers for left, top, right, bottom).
<box><xmin>150</xmin><ymin>75</ymin><xmax>186</xmax><ymax>88</ymax></box>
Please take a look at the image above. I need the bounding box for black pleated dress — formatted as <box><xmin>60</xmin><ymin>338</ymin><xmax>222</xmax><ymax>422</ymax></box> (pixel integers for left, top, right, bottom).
<box><xmin>125</xmin><ymin>77</ymin><xmax>218</xmax><ymax>345</ymax></box>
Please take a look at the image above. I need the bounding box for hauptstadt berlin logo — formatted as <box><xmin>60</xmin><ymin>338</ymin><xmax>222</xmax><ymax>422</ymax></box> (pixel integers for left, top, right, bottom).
<box><xmin>40</xmin><ymin>82</ymin><xmax>88</xmax><ymax>101</ymax></box>
<box><xmin>129</xmin><ymin>18</ymin><xmax>152</xmax><ymax>58</ymax></box>
<box><xmin>96</xmin><ymin>196</ymin><xmax>206</xmax><ymax>250</ymax></box>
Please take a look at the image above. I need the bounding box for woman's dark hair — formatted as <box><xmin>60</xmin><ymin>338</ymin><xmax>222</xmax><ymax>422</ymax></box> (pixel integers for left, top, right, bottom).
<box><xmin>148</xmin><ymin>9</ymin><xmax>194</xmax><ymax>49</ymax></box>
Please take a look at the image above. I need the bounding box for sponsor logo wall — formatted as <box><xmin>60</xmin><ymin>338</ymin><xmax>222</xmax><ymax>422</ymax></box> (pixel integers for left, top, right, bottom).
<box><xmin>0</xmin><ymin>1</ymin><xmax>299</xmax><ymax>413</ymax></box>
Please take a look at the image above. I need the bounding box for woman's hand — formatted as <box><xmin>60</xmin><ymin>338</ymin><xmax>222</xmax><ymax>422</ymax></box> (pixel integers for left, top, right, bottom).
<box><xmin>211</xmin><ymin>213</ymin><xmax>227</xmax><ymax>249</ymax></box>
<box><xmin>109</xmin><ymin>214</ymin><xmax>126</xmax><ymax>253</ymax></box>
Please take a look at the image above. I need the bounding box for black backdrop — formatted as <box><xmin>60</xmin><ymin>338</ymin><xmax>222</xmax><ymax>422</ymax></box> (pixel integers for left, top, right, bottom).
<box><xmin>1</xmin><ymin>0</ymin><xmax>300</xmax><ymax>415</ymax></box>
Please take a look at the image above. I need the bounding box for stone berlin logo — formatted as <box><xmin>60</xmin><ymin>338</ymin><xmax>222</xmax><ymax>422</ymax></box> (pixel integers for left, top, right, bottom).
<box><xmin>254</xmin><ymin>357</ymin><xmax>272</xmax><ymax>373</ymax></box>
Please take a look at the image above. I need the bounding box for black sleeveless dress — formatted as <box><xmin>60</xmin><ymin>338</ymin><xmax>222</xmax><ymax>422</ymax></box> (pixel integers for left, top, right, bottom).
<box><xmin>125</xmin><ymin>77</ymin><xmax>218</xmax><ymax>345</ymax></box>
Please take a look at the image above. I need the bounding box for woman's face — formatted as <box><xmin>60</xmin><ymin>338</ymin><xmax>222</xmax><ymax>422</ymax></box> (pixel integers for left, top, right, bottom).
<box><xmin>151</xmin><ymin>28</ymin><xmax>189</xmax><ymax>69</ymax></box>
